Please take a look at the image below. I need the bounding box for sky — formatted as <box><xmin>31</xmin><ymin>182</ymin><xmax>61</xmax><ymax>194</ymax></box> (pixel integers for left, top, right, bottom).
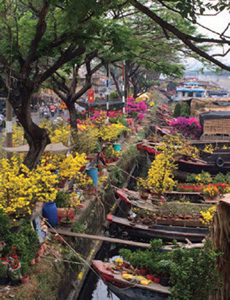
<box><xmin>185</xmin><ymin>6</ymin><xmax>230</xmax><ymax>71</ymax></box>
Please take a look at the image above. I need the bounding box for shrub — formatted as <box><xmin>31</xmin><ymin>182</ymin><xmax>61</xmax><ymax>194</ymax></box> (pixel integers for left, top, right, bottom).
<box><xmin>173</xmin><ymin>103</ymin><xmax>181</xmax><ymax>118</ymax></box>
<box><xmin>170</xmin><ymin>117</ymin><xmax>202</xmax><ymax>139</ymax></box>
<box><xmin>180</xmin><ymin>102</ymin><xmax>190</xmax><ymax>118</ymax></box>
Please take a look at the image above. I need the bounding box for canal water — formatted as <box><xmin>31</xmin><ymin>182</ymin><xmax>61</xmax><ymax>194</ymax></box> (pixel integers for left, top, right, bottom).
<box><xmin>78</xmin><ymin>241</ymin><xmax>138</xmax><ymax>300</ymax></box>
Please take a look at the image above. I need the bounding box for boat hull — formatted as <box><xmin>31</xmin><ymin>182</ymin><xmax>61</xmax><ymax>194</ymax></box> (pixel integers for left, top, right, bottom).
<box><xmin>108</xmin><ymin>215</ymin><xmax>208</xmax><ymax>243</ymax></box>
<box><xmin>108</xmin><ymin>283</ymin><xmax>168</xmax><ymax>300</ymax></box>
<box><xmin>92</xmin><ymin>260</ymin><xmax>170</xmax><ymax>300</ymax></box>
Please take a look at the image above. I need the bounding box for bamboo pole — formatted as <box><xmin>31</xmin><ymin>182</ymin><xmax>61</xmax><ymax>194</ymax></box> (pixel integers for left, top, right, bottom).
<box><xmin>49</xmin><ymin>228</ymin><xmax>203</xmax><ymax>250</ymax></box>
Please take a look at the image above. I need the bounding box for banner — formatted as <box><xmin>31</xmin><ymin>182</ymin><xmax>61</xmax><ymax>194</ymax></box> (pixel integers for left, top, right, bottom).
<box><xmin>88</xmin><ymin>90</ymin><xmax>95</xmax><ymax>103</ymax></box>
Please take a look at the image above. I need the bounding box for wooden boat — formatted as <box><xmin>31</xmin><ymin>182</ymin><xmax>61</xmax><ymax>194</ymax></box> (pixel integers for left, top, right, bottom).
<box><xmin>136</xmin><ymin>140</ymin><xmax>230</xmax><ymax>175</ymax></box>
<box><xmin>177</xmin><ymin>156</ymin><xmax>230</xmax><ymax>175</ymax></box>
<box><xmin>92</xmin><ymin>260</ymin><xmax>170</xmax><ymax>300</ymax></box>
<box><xmin>117</xmin><ymin>189</ymin><xmax>204</xmax><ymax>206</ymax></box>
<box><xmin>116</xmin><ymin>189</ymin><xmax>158</xmax><ymax>212</ymax></box>
<box><xmin>107</xmin><ymin>215</ymin><xmax>208</xmax><ymax>243</ymax></box>
<box><xmin>189</xmin><ymin>140</ymin><xmax>230</xmax><ymax>150</ymax></box>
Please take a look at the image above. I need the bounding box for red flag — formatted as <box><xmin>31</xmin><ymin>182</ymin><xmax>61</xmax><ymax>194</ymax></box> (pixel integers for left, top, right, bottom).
<box><xmin>88</xmin><ymin>90</ymin><xmax>94</xmax><ymax>103</ymax></box>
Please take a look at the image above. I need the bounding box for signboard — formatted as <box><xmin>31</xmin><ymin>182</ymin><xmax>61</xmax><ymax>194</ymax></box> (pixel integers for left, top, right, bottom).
<box><xmin>88</xmin><ymin>90</ymin><xmax>95</xmax><ymax>103</ymax></box>
<box><xmin>60</xmin><ymin>102</ymin><xmax>67</xmax><ymax>109</ymax></box>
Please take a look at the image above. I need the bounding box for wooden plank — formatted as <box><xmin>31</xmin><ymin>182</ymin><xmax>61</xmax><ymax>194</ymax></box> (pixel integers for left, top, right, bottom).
<box><xmin>49</xmin><ymin>228</ymin><xmax>204</xmax><ymax>250</ymax></box>
<box><xmin>49</xmin><ymin>228</ymin><xmax>150</xmax><ymax>248</ymax></box>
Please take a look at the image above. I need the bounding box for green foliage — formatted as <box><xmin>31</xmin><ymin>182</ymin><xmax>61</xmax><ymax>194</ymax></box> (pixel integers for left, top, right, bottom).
<box><xmin>120</xmin><ymin>239</ymin><xmax>222</xmax><ymax>300</ymax></box>
<box><xmin>20</xmin><ymin>261</ymin><xmax>30</xmax><ymax>276</ymax></box>
<box><xmin>186</xmin><ymin>170</ymin><xmax>212</xmax><ymax>184</ymax></box>
<box><xmin>110</xmin><ymin>166</ymin><xmax>125</xmax><ymax>187</ymax></box>
<box><xmin>169</xmin><ymin>239</ymin><xmax>222</xmax><ymax>300</ymax></box>
<box><xmin>4</xmin><ymin>220</ymin><xmax>39</xmax><ymax>264</ymax></box>
<box><xmin>0</xmin><ymin>209</ymin><xmax>10</xmax><ymax>238</ymax></box>
<box><xmin>55</xmin><ymin>191</ymin><xmax>71</xmax><ymax>208</ymax></box>
<box><xmin>213</xmin><ymin>172</ymin><xmax>230</xmax><ymax>184</ymax></box>
<box><xmin>180</xmin><ymin>102</ymin><xmax>190</xmax><ymax>118</ymax></box>
<box><xmin>72</xmin><ymin>222</ymin><xmax>86</xmax><ymax>233</ymax></box>
<box><xmin>109</xmin><ymin>91</ymin><xmax>119</xmax><ymax>100</ymax></box>
<box><xmin>173</xmin><ymin>103</ymin><xmax>181</xmax><ymax>118</ymax></box>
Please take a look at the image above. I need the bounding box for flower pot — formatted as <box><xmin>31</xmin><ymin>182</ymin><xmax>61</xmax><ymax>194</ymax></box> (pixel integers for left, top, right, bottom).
<box><xmin>0</xmin><ymin>275</ymin><xmax>10</xmax><ymax>285</ymax></box>
<box><xmin>60</xmin><ymin>219</ymin><xmax>74</xmax><ymax>228</ymax></box>
<box><xmin>35</xmin><ymin>257</ymin><xmax>41</xmax><ymax>263</ymax></box>
<box><xmin>30</xmin><ymin>259</ymin><xmax>36</xmax><ymax>266</ymax></box>
<box><xmin>21</xmin><ymin>276</ymin><xmax>29</xmax><ymax>284</ymax></box>
<box><xmin>147</xmin><ymin>274</ymin><xmax>155</xmax><ymax>281</ymax></box>
<box><xmin>112</xmin><ymin>143</ymin><xmax>121</xmax><ymax>153</ymax></box>
<box><xmin>154</xmin><ymin>276</ymin><xmax>160</xmax><ymax>284</ymax></box>
<box><xmin>139</xmin><ymin>268</ymin><xmax>148</xmax><ymax>276</ymax></box>
<box><xmin>140</xmin><ymin>192</ymin><xmax>149</xmax><ymax>200</ymax></box>
<box><xmin>42</xmin><ymin>202</ymin><xmax>58</xmax><ymax>227</ymax></box>
<box><xmin>86</xmin><ymin>167</ymin><xmax>98</xmax><ymax>187</ymax></box>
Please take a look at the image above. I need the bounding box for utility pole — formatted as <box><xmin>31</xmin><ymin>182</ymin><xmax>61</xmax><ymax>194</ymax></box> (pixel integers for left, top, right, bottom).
<box><xmin>122</xmin><ymin>60</ymin><xmax>125</xmax><ymax>114</ymax></box>
<box><xmin>106</xmin><ymin>63</ymin><xmax>110</xmax><ymax>122</ymax></box>
<box><xmin>6</xmin><ymin>72</ymin><xmax>13</xmax><ymax>159</ymax></box>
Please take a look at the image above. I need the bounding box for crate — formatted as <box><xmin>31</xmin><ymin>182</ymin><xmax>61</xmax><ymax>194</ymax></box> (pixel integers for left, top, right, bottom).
<box><xmin>203</xmin><ymin>118</ymin><xmax>230</xmax><ymax>136</ymax></box>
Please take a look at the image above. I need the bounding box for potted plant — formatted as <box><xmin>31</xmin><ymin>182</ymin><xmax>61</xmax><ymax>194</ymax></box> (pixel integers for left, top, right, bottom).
<box><xmin>9</xmin><ymin>259</ymin><xmax>21</xmax><ymax>286</ymax></box>
<box><xmin>20</xmin><ymin>262</ymin><xmax>30</xmax><ymax>284</ymax></box>
<box><xmin>60</xmin><ymin>213</ymin><xmax>74</xmax><ymax>227</ymax></box>
<box><xmin>0</xmin><ymin>258</ymin><xmax>9</xmax><ymax>285</ymax></box>
<box><xmin>137</xmin><ymin>178</ymin><xmax>149</xmax><ymax>200</ymax></box>
<box><xmin>203</xmin><ymin>184</ymin><xmax>220</xmax><ymax>200</ymax></box>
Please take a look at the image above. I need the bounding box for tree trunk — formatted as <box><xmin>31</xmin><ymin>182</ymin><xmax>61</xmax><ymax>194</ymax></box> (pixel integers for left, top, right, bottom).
<box><xmin>23</xmin><ymin>123</ymin><xmax>51</xmax><ymax>170</ymax></box>
<box><xmin>66</xmin><ymin>101</ymin><xmax>78</xmax><ymax>148</ymax></box>
<box><xmin>110</xmin><ymin>69</ymin><xmax>122</xmax><ymax>99</ymax></box>
<box><xmin>9</xmin><ymin>85</ymin><xmax>51</xmax><ymax>170</ymax></box>
<box><xmin>210</xmin><ymin>201</ymin><xmax>230</xmax><ymax>300</ymax></box>
<box><xmin>133</xmin><ymin>83</ymin><xmax>139</xmax><ymax>98</ymax></box>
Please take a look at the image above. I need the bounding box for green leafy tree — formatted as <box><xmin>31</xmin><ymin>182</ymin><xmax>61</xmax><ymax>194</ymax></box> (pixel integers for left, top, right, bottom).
<box><xmin>173</xmin><ymin>103</ymin><xmax>181</xmax><ymax>118</ymax></box>
<box><xmin>180</xmin><ymin>102</ymin><xmax>190</xmax><ymax>118</ymax></box>
<box><xmin>0</xmin><ymin>0</ymin><xmax>122</xmax><ymax>169</ymax></box>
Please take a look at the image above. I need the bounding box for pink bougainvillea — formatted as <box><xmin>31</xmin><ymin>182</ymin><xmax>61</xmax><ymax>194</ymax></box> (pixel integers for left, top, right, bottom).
<box><xmin>170</xmin><ymin>117</ymin><xmax>202</xmax><ymax>139</ymax></box>
<box><xmin>126</xmin><ymin>97</ymin><xmax>147</xmax><ymax>117</ymax></box>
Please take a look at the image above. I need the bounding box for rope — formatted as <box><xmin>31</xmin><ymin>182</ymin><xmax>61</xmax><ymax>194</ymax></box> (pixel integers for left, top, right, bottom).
<box><xmin>40</xmin><ymin>214</ymin><xmax>102</xmax><ymax>280</ymax></box>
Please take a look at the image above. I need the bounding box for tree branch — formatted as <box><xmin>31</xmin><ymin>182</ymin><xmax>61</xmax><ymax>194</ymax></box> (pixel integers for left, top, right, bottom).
<box><xmin>23</xmin><ymin>1</ymin><xmax>49</xmax><ymax>71</ymax></box>
<box><xmin>36</xmin><ymin>45</ymin><xmax>86</xmax><ymax>85</ymax></box>
<box><xmin>132</xmin><ymin>0</ymin><xmax>230</xmax><ymax>72</ymax></box>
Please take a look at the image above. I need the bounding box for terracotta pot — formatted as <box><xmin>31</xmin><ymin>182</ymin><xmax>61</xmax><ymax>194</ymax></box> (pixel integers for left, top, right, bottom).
<box><xmin>36</xmin><ymin>247</ymin><xmax>43</xmax><ymax>257</ymax></box>
<box><xmin>140</xmin><ymin>192</ymin><xmax>149</xmax><ymax>200</ymax></box>
<box><xmin>35</xmin><ymin>256</ymin><xmax>41</xmax><ymax>263</ymax></box>
<box><xmin>30</xmin><ymin>258</ymin><xmax>36</xmax><ymax>265</ymax></box>
<box><xmin>139</xmin><ymin>268</ymin><xmax>148</xmax><ymax>276</ymax></box>
<box><xmin>147</xmin><ymin>274</ymin><xmax>155</xmax><ymax>281</ymax></box>
<box><xmin>154</xmin><ymin>276</ymin><xmax>160</xmax><ymax>284</ymax></box>
<box><xmin>21</xmin><ymin>276</ymin><xmax>29</xmax><ymax>284</ymax></box>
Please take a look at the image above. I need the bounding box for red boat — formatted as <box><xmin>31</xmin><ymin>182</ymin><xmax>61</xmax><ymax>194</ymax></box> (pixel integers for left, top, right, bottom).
<box><xmin>92</xmin><ymin>260</ymin><xmax>170</xmax><ymax>300</ymax></box>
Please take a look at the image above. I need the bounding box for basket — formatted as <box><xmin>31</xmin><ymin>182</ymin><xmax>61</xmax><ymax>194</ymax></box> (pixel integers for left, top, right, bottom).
<box><xmin>203</xmin><ymin>118</ymin><xmax>230</xmax><ymax>136</ymax></box>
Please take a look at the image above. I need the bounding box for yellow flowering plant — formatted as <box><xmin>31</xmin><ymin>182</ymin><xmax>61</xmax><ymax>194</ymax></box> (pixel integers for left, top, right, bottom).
<box><xmin>40</xmin><ymin>120</ymin><xmax>72</xmax><ymax>146</ymax></box>
<box><xmin>58</xmin><ymin>153</ymin><xmax>87</xmax><ymax>180</ymax></box>
<box><xmin>2</xmin><ymin>124</ymin><xmax>25</xmax><ymax>146</ymax></box>
<box><xmin>200</xmin><ymin>206</ymin><xmax>216</xmax><ymax>225</ymax></box>
<box><xmin>99</xmin><ymin>123</ymin><xmax>126</xmax><ymax>142</ymax></box>
<box><xmin>203</xmin><ymin>144</ymin><xmax>214</xmax><ymax>153</ymax></box>
<box><xmin>203</xmin><ymin>184</ymin><xmax>220</xmax><ymax>199</ymax></box>
<box><xmin>30</xmin><ymin>159</ymin><xmax>58</xmax><ymax>203</ymax></box>
<box><xmin>146</xmin><ymin>151</ymin><xmax>177</xmax><ymax>197</ymax></box>
<box><xmin>157</xmin><ymin>134</ymin><xmax>199</xmax><ymax>159</ymax></box>
<box><xmin>0</xmin><ymin>156</ymin><xmax>58</xmax><ymax>217</ymax></box>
